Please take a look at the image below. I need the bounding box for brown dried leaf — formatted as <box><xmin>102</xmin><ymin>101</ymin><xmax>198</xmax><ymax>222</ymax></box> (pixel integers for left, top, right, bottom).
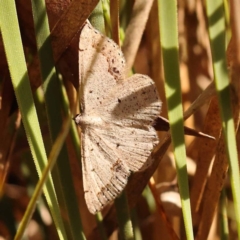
<box><xmin>51</xmin><ymin>0</ymin><xmax>99</xmax><ymax>62</ymax></box>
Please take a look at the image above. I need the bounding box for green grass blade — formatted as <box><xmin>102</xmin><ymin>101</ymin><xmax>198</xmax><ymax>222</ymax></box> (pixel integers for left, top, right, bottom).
<box><xmin>0</xmin><ymin>1</ymin><xmax>66</xmax><ymax>239</ymax></box>
<box><xmin>95</xmin><ymin>212</ymin><xmax>108</xmax><ymax>240</ymax></box>
<box><xmin>157</xmin><ymin>0</ymin><xmax>194</xmax><ymax>239</ymax></box>
<box><xmin>31</xmin><ymin>1</ymin><xmax>86</xmax><ymax>239</ymax></box>
<box><xmin>220</xmin><ymin>190</ymin><xmax>229</xmax><ymax>240</ymax></box>
<box><xmin>14</xmin><ymin>116</ymin><xmax>72</xmax><ymax>240</ymax></box>
<box><xmin>206</xmin><ymin>0</ymin><xmax>240</xmax><ymax>237</ymax></box>
<box><xmin>90</xmin><ymin>0</ymin><xmax>106</xmax><ymax>34</ymax></box>
<box><xmin>115</xmin><ymin>192</ymin><xmax>135</xmax><ymax>240</ymax></box>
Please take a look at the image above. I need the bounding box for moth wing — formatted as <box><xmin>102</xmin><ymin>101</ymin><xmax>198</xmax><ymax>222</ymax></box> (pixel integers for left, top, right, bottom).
<box><xmin>79</xmin><ymin>21</ymin><xmax>125</xmax><ymax>114</ymax></box>
<box><xmin>94</xmin><ymin>124</ymin><xmax>158</xmax><ymax>172</ymax></box>
<box><xmin>97</xmin><ymin>74</ymin><xmax>161</xmax><ymax>171</ymax></box>
<box><xmin>81</xmin><ymin>127</ymin><xmax>131</xmax><ymax>214</ymax></box>
<box><xmin>99</xmin><ymin>74</ymin><xmax>161</xmax><ymax>130</ymax></box>
<box><xmin>78</xmin><ymin>22</ymin><xmax>162</xmax><ymax>213</ymax></box>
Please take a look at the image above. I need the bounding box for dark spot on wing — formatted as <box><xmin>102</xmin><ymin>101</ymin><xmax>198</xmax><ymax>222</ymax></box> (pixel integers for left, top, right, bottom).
<box><xmin>113</xmin><ymin>67</ymin><xmax>119</xmax><ymax>74</ymax></box>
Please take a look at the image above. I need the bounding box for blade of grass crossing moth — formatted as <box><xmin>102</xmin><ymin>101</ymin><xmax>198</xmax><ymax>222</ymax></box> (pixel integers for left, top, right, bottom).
<box><xmin>157</xmin><ymin>0</ymin><xmax>194</xmax><ymax>239</ymax></box>
<box><xmin>60</xmin><ymin>74</ymin><xmax>82</xmax><ymax>165</ymax></box>
<box><xmin>206</xmin><ymin>0</ymin><xmax>240</xmax><ymax>237</ymax></box>
<box><xmin>0</xmin><ymin>1</ymin><xmax>66</xmax><ymax>239</ymax></box>
<box><xmin>31</xmin><ymin>0</ymin><xmax>86</xmax><ymax>239</ymax></box>
<box><xmin>110</xmin><ymin>0</ymin><xmax>120</xmax><ymax>46</ymax></box>
<box><xmin>90</xmin><ymin>3</ymin><xmax>135</xmax><ymax>239</ymax></box>
<box><xmin>89</xmin><ymin>1</ymin><xmax>106</xmax><ymax>34</ymax></box>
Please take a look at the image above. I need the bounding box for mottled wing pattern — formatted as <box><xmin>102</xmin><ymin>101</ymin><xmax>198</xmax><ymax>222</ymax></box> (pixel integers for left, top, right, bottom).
<box><xmin>79</xmin><ymin>21</ymin><xmax>125</xmax><ymax>113</ymax></box>
<box><xmin>94</xmin><ymin>74</ymin><xmax>161</xmax><ymax>171</ymax></box>
<box><xmin>100</xmin><ymin>74</ymin><xmax>161</xmax><ymax>130</ymax></box>
<box><xmin>81</xmin><ymin>127</ymin><xmax>131</xmax><ymax>214</ymax></box>
<box><xmin>78</xmin><ymin>21</ymin><xmax>161</xmax><ymax>214</ymax></box>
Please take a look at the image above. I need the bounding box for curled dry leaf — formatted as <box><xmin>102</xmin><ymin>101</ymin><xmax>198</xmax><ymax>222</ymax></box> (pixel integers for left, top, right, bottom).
<box><xmin>51</xmin><ymin>0</ymin><xmax>99</xmax><ymax>62</ymax></box>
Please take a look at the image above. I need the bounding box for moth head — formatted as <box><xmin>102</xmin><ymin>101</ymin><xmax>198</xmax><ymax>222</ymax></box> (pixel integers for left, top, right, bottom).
<box><xmin>73</xmin><ymin>114</ymin><xmax>81</xmax><ymax>124</ymax></box>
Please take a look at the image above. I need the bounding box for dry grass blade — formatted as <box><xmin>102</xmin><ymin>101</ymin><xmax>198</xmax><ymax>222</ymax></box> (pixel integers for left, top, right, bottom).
<box><xmin>122</xmin><ymin>0</ymin><xmax>154</xmax><ymax>72</ymax></box>
<box><xmin>197</xmin><ymin>135</ymin><xmax>228</xmax><ymax>239</ymax></box>
<box><xmin>229</xmin><ymin>0</ymin><xmax>240</xmax><ymax>65</ymax></box>
<box><xmin>0</xmin><ymin>76</ymin><xmax>15</xmax><ymax>158</ymax></box>
<box><xmin>228</xmin><ymin>38</ymin><xmax>240</xmax><ymax>111</ymax></box>
<box><xmin>190</xmin><ymin>96</ymin><xmax>222</xmax><ymax>227</ymax></box>
<box><xmin>0</xmin><ymin>75</ymin><xmax>15</xmax><ymax>131</ymax></box>
<box><xmin>183</xmin><ymin>81</ymin><xmax>216</xmax><ymax>121</ymax></box>
<box><xmin>196</xmin><ymin>83</ymin><xmax>240</xmax><ymax>239</ymax></box>
<box><xmin>154</xmin><ymin>116</ymin><xmax>215</xmax><ymax>140</ymax></box>
<box><xmin>237</xmin><ymin>127</ymin><xmax>240</xmax><ymax>162</ymax></box>
<box><xmin>0</xmin><ymin>111</ymin><xmax>21</xmax><ymax>192</ymax></box>
<box><xmin>110</xmin><ymin>0</ymin><xmax>120</xmax><ymax>46</ymax></box>
<box><xmin>148</xmin><ymin>177</ymin><xmax>180</xmax><ymax>240</ymax></box>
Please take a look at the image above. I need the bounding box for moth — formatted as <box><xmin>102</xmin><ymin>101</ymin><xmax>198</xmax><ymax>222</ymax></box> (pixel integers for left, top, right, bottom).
<box><xmin>74</xmin><ymin>21</ymin><xmax>161</xmax><ymax>214</ymax></box>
